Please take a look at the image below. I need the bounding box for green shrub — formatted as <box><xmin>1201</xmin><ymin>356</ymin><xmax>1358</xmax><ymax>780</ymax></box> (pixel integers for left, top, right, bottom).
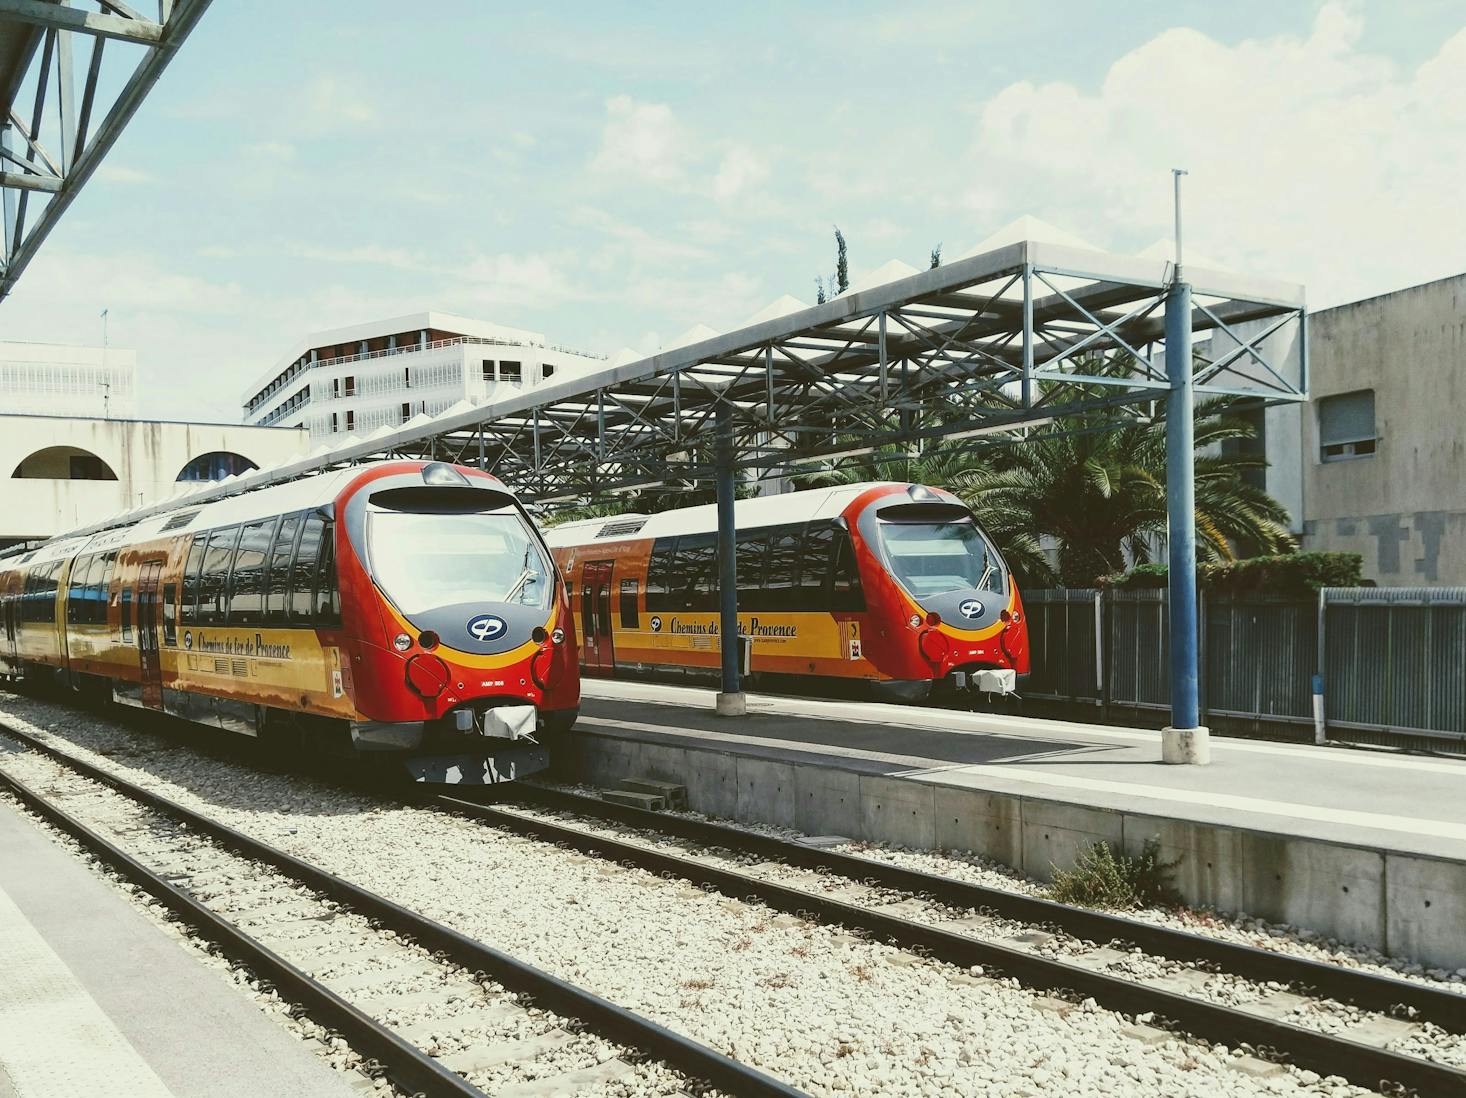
<box><xmin>1101</xmin><ymin>551</ymin><xmax>1363</xmax><ymax>598</ymax></box>
<box><xmin>1047</xmin><ymin>839</ymin><xmax>1182</xmax><ymax>910</ymax></box>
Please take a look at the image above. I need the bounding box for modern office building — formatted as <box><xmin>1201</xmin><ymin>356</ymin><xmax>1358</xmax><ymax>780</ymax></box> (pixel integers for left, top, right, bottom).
<box><xmin>0</xmin><ymin>339</ymin><xmax>138</xmax><ymax>419</ymax></box>
<box><xmin>241</xmin><ymin>311</ymin><xmax>607</xmax><ymax>443</ymax></box>
<box><xmin>1</xmin><ymin>414</ymin><xmax>308</xmax><ymax>548</ymax></box>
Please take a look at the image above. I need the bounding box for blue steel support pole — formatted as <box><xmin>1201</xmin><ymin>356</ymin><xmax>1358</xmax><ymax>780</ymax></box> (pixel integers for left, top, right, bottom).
<box><xmin>1164</xmin><ymin>277</ymin><xmax>1206</xmax><ymax>759</ymax></box>
<box><xmin>715</xmin><ymin>399</ymin><xmax>744</xmax><ymax>712</ymax></box>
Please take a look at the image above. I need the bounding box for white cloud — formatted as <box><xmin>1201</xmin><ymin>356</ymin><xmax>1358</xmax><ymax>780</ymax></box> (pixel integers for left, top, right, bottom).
<box><xmin>963</xmin><ymin>4</ymin><xmax>1466</xmax><ymax>306</ymax></box>
<box><xmin>96</xmin><ymin>165</ymin><xmax>154</xmax><ymax>185</ymax></box>
<box><xmin>712</xmin><ymin>146</ymin><xmax>769</xmax><ymax>202</ymax></box>
<box><xmin>305</xmin><ymin>76</ymin><xmax>376</xmax><ymax>126</ymax></box>
<box><xmin>588</xmin><ymin>95</ymin><xmax>686</xmax><ymax>184</ymax></box>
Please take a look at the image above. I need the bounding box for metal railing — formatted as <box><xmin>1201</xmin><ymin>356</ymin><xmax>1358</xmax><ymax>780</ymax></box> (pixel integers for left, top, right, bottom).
<box><xmin>1022</xmin><ymin>587</ymin><xmax>1466</xmax><ymax>748</ymax></box>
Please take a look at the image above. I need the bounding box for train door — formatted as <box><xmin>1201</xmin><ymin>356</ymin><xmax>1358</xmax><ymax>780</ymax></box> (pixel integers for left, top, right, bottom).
<box><xmin>579</xmin><ymin>560</ymin><xmax>616</xmax><ymax>675</ymax></box>
<box><xmin>1</xmin><ymin>576</ymin><xmax>16</xmax><ymax>667</ymax></box>
<box><xmin>136</xmin><ymin>560</ymin><xmax>164</xmax><ymax>708</ymax></box>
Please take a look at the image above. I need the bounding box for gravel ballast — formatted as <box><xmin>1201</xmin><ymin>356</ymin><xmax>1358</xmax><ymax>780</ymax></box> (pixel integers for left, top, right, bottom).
<box><xmin>0</xmin><ymin>692</ymin><xmax>1388</xmax><ymax>1097</ymax></box>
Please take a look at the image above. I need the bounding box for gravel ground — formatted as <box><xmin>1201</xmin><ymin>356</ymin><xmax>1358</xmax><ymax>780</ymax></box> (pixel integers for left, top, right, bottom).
<box><xmin>495</xmin><ymin>791</ymin><xmax>1466</xmax><ymax>1070</ymax></box>
<box><xmin>0</xmin><ymin>692</ymin><xmax>1388</xmax><ymax>1098</ymax></box>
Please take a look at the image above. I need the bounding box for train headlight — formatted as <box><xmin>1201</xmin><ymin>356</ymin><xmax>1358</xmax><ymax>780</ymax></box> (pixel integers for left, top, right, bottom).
<box><xmin>551</xmin><ymin>628</ymin><xmax>565</xmax><ymax>645</ymax></box>
<box><xmin>392</xmin><ymin>632</ymin><xmax>412</xmax><ymax>652</ymax></box>
<box><xmin>908</xmin><ymin>614</ymin><xmax>921</xmax><ymax>629</ymax></box>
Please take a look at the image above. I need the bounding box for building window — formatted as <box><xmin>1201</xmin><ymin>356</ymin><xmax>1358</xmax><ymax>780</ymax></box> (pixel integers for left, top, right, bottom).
<box><xmin>344</xmin><ymin>374</ymin><xmax>356</xmax><ymax>396</ymax></box>
<box><xmin>330</xmin><ymin>412</ymin><xmax>339</xmax><ymax>433</ymax></box>
<box><xmin>501</xmin><ymin>360</ymin><xmax>522</xmax><ymax>387</ymax></box>
<box><xmin>404</xmin><ymin>367</ymin><xmax>411</xmax><ymax>388</ymax></box>
<box><xmin>1318</xmin><ymin>389</ymin><xmax>1376</xmax><ymax>462</ymax></box>
<box><xmin>401</xmin><ymin>402</ymin><xmax>411</xmax><ymax>423</ymax></box>
<box><xmin>331</xmin><ymin>377</ymin><xmax>340</xmax><ymax>398</ymax></box>
<box><xmin>176</xmin><ymin>451</ymin><xmax>259</xmax><ymax>482</ymax></box>
<box><xmin>482</xmin><ymin>359</ymin><xmax>494</xmax><ymax>381</ymax></box>
<box><xmin>345</xmin><ymin>410</ymin><xmax>355</xmax><ymax>431</ymax></box>
<box><xmin>542</xmin><ymin>364</ymin><xmax>555</xmax><ymax>381</ymax></box>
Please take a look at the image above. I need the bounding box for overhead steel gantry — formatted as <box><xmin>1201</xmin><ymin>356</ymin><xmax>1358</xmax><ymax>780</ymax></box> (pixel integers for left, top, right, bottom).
<box><xmin>0</xmin><ymin>0</ymin><xmax>215</xmax><ymax>302</ymax></box>
<box><xmin>68</xmin><ymin>239</ymin><xmax>1309</xmax><ymax>756</ymax></box>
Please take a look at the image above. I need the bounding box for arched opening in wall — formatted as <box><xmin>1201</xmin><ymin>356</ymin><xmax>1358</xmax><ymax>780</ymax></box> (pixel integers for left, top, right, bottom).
<box><xmin>11</xmin><ymin>446</ymin><xmax>119</xmax><ymax>481</ymax></box>
<box><xmin>176</xmin><ymin>451</ymin><xmax>260</xmax><ymax>482</ymax></box>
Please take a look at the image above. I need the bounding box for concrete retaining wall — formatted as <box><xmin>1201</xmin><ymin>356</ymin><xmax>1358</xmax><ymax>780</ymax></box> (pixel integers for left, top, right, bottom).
<box><xmin>563</xmin><ymin>727</ymin><xmax>1466</xmax><ymax>971</ymax></box>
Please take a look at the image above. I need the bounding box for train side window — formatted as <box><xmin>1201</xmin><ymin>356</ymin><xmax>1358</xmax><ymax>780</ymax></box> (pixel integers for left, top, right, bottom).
<box><xmin>830</xmin><ymin>532</ymin><xmax>866</xmax><ymax>612</ymax></box>
<box><xmin>645</xmin><ymin>539</ymin><xmax>677</xmax><ymax>612</ymax></box>
<box><xmin>762</xmin><ymin>525</ymin><xmax>803</xmax><ymax>610</ymax></box>
<box><xmin>66</xmin><ymin>555</ymin><xmax>90</xmax><ymax>625</ymax></box>
<box><xmin>99</xmin><ymin>552</ymin><xmax>118</xmax><ymax>626</ymax></box>
<box><xmin>619</xmin><ymin>578</ymin><xmax>640</xmax><ymax>628</ymax></box>
<box><xmin>182</xmin><ymin>533</ymin><xmax>208</xmax><ymax>622</ymax></box>
<box><xmin>316</xmin><ymin>524</ymin><xmax>340</xmax><ymax>627</ymax></box>
<box><xmin>199</xmin><ymin>526</ymin><xmax>240</xmax><ymax>626</ymax></box>
<box><xmin>121</xmin><ymin>588</ymin><xmax>134</xmax><ymax>642</ymax></box>
<box><xmin>228</xmin><ymin>518</ymin><xmax>276</xmax><ymax>625</ymax></box>
<box><xmin>162</xmin><ymin>582</ymin><xmax>178</xmax><ymax>645</ymax></box>
<box><xmin>290</xmin><ymin>515</ymin><xmax>325</xmax><ymax>624</ymax></box>
<box><xmin>734</xmin><ymin>531</ymin><xmax>769</xmax><ymax>612</ymax></box>
<box><xmin>796</xmin><ymin>523</ymin><xmax>835</xmax><ymax>612</ymax></box>
<box><xmin>265</xmin><ymin>514</ymin><xmax>302</xmax><ymax>624</ymax></box>
<box><xmin>675</xmin><ymin>533</ymin><xmax>717</xmax><ymax>612</ymax></box>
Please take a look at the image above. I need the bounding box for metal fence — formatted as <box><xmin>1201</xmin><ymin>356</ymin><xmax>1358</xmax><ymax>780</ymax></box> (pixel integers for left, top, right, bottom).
<box><xmin>1022</xmin><ymin>586</ymin><xmax>1466</xmax><ymax>746</ymax></box>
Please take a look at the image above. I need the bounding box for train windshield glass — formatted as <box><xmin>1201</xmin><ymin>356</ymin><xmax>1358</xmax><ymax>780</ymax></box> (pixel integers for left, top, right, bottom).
<box><xmin>366</xmin><ymin>509</ymin><xmax>552</xmax><ymax>615</ymax></box>
<box><xmin>879</xmin><ymin>519</ymin><xmax>1005</xmax><ymax>598</ymax></box>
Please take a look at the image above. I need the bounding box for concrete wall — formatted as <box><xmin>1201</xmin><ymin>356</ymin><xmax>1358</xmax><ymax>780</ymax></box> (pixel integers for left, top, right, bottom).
<box><xmin>566</xmin><ymin>727</ymin><xmax>1466</xmax><ymax>971</ymax></box>
<box><xmin>1300</xmin><ymin>274</ymin><xmax>1466</xmax><ymax>584</ymax></box>
<box><xmin>0</xmin><ymin>415</ymin><xmax>309</xmax><ymax>543</ymax></box>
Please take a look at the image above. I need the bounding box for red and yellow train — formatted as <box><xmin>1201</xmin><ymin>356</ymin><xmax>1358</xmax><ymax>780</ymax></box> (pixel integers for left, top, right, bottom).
<box><xmin>0</xmin><ymin>460</ymin><xmax>578</xmax><ymax>783</ymax></box>
<box><xmin>546</xmin><ymin>482</ymin><xmax>1028</xmax><ymax>702</ymax></box>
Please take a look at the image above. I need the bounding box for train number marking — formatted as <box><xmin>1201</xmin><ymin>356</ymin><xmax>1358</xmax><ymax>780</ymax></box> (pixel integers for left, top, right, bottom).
<box><xmin>466</xmin><ymin>614</ymin><xmax>507</xmax><ymax>641</ymax></box>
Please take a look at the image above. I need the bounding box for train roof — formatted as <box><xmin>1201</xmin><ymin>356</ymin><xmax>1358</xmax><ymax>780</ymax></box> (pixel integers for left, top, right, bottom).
<box><xmin>1</xmin><ymin>460</ymin><xmax>504</xmax><ymax>570</ymax></box>
<box><xmin>543</xmin><ymin>482</ymin><xmax>912</xmax><ymax>548</ymax></box>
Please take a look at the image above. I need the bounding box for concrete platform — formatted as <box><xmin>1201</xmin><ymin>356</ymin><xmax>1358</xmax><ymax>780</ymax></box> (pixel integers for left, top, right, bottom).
<box><xmin>567</xmin><ymin>680</ymin><xmax>1466</xmax><ymax>970</ymax></box>
<box><xmin>0</xmin><ymin>793</ymin><xmax>363</xmax><ymax>1098</ymax></box>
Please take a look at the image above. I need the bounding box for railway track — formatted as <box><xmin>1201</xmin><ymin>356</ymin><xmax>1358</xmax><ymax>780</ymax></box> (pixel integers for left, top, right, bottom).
<box><xmin>439</xmin><ymin>782</ymin><xmax>1466</xmax><ymax>1098</ymax></box>
<box><xmin>0</xmin><ymin>724</ymin><xmax>805</xmax><ymax>1098</ymax></box>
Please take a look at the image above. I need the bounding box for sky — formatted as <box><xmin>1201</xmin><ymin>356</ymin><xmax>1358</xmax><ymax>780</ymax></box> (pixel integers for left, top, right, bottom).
<box><xmin>2</xmin><ymin>0</ymin><xmax>1464</xmax><ymax>422</ymax></box>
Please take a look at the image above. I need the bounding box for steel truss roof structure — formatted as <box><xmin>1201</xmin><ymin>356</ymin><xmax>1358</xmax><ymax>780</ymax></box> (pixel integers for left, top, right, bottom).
<box><xmin>0</xmin><ymin>0</ymin><xmax>214</xmax><ymax>301</ymax></box>
<box><xmin>65</xmin><ymin>239</ymin><xmax>1307</xmax><ymax>537</ymax></box>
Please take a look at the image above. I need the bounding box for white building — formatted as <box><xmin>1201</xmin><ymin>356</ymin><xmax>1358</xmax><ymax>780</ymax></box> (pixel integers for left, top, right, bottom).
<box><xmin>0</xmin><ymin>340</ymin><xmax>138</xmax><ymax>418</ymax></box>
<box><xmin>1</xmin><ymin>415</ymin><xmax>308</xmax><ymax>548</ymax></box>
<box><xmin>241</xmin><ymin>311</ymin><xmax>607</xmax><ymax>443</ymax></box>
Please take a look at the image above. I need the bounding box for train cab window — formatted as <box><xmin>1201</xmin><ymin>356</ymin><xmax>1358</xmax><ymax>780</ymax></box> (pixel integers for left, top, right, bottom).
<box><xmin>830</xmin><ymin>532</ymin><xmax>866</xmax><ymax>612</ymax></box>
<box><xmin>121</xmin><ymin>588</ymin><xmax>134</xmax><ymax>642</ymax></box>
<box><xmin>228</xmin><ymin>518</ymin><xmax>276</xmax><ymax>625</ymax></box>
<box><xmin>797</xmin><ymin>523</ymin><xmax>836</xmax><ymax>611</ymax></box>
<box><xmin>619</xmin><ymin>578</ymin><xmax>640</xmax><ymax>628</ymax></box>
<box><xmin>290</xmin><ymin>515</ymin><xmax>326</xmax><ymax>623</ymax></box>
<box><xmin>878</xmin><ymin>516</ymin><xmax>1005</xmax><ymax>598</ymax></box>
<box><xmin>645</xmin><ymin>539</ymin><xmax>677</xmax><ymax>612</ymax></box>
<box><xmin>265</xmin><ymin>514</ymin><xmax>302</xmax><ymax>624</ymax></box>
<box><xmin>199</xmin><ymin>526</ymin><xmax>241</xmax><ymax>625</ymax></box>
<box><xmin>182</xmin><ymin>534</ymin><xmax>208</xmax><ymax>621</ymax></box>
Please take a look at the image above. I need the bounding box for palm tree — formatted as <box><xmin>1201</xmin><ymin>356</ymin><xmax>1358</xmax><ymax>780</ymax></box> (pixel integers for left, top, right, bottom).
<box><xmin>795</xmin><ymin>398</ymin><xmax>1295</xmax><ymax>589</ymax></box>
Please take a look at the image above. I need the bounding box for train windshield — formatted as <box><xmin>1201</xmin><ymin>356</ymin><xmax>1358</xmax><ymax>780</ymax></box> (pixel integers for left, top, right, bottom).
<box><xmin>879</xmin><ymin>519</ymin><xmax>1005</xmax><ymax>598</ymax></box>
<box><xmin>366</xmin><ymin>509</ymin><xmax>552</xmax><ymax>615</ymax></box>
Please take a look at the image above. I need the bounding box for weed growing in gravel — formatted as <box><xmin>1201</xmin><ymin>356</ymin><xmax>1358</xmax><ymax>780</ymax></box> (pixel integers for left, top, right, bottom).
<box><xmin>1046</xmin><ymin>839</ymin><xmax>1182</xmax><ymax>910</ymax></box>
<box><xmin>851</xmin><ymin>963</ymin><xmax>874</xmax><ymax>982</ymax></box>
<box><xmin>680</xmin><ymin>977</ymin><xmax>715</xmax><ymax>990</ymax></box>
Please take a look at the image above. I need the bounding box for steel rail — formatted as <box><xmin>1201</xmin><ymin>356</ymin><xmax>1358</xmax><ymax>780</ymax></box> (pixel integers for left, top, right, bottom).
<box><xmin>512</xmin><ymin>783</ymin><xmax>1466</xmax><ymax>1032</ymax></box>
<box><xmin>436</xmin><ymin>786</ymin><xmax>1466</xmax><ymax>1098</ymax></box>
<box><xmin>0</xmin><ymin>767</ymin><xmax>488</xmax><ymax>1098</ymax></box>
<box><xmin>0</xmin><ymin>723</ymin><xmax>808</xmax><ymax>1098</ymax></box>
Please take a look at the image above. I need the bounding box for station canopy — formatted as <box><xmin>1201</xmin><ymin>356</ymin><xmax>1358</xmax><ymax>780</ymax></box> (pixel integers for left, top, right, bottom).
<box><xmin>0</xmin><ymin>0</ymin><xmax>215</xmax><ymax>301</ymax></box>
<box><xmin>69</xmin><ymin>228</ymin><xmax>1307</xmax><ymax>537</ymax></box>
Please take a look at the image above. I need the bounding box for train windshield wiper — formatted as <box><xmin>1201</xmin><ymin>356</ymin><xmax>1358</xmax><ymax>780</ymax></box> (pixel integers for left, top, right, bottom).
<box><xmin>503</xmin><ymin>546</ymin><xmax>540</xmax><ymax>604</ymax></box>
<box><xmin>977</xmin><ymin>556</ymin><xmax>995</xmax><ymax>593</ymax></box>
